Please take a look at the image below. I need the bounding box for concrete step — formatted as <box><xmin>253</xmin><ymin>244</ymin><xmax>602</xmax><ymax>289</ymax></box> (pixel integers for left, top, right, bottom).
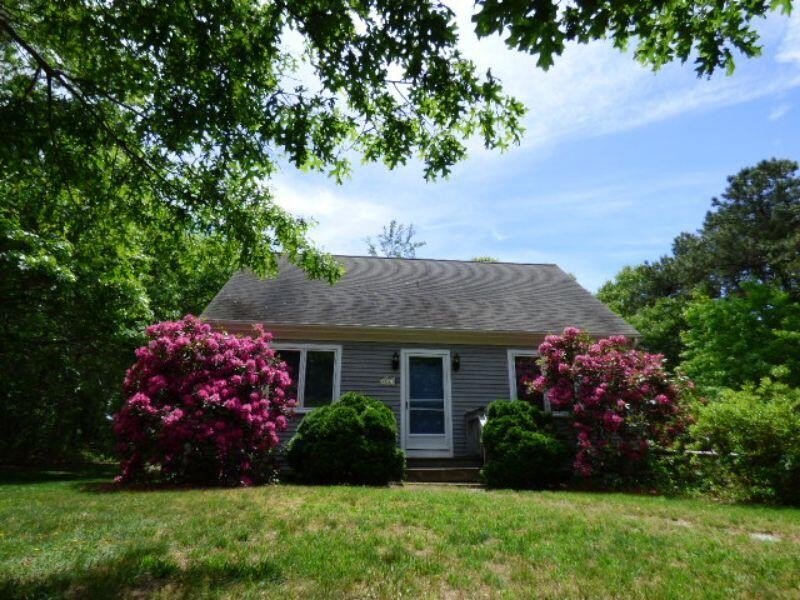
<box><xmin>404</xmin><ymin>466</ymin><xmax>482</xmax><ymax>483</ymax></box>
<box><xmin>405</xmin><ymin>457</ymin><xmax>483</xmax><ymax>469</ymax></box>
<box><xmin>396</xmin><ymin>482</ymin><xmax>485</xmax><ymax>489</ymax></box>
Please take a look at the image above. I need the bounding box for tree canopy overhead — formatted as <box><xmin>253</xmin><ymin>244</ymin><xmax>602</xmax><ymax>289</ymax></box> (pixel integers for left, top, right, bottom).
<box><xmin>2</xmin><ymin>0</ymin><xmax>792</xmax><ymax>278</ymax></box>
<box><xmin>473</xmin><ymin>0</ymin><xmax>791</xmax><ymax>76</ymax></box>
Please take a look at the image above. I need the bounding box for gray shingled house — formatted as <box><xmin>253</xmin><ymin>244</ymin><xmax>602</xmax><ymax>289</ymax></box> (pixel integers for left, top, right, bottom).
<box><xmin>202</xmin><ymin>256</ymin><xmax>637</xmax><ymax>466</ymax></box>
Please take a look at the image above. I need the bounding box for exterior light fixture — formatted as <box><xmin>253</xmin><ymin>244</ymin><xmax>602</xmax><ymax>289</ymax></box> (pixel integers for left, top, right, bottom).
<box><xmin>392</xmin><ymin>352</ymin><xmax>400</xmax><ymax>370</ymax></box>
<box><xmin>452</xmin><ymin>353</ymin><xmax>461</xmax><ymax>371</ymax></box>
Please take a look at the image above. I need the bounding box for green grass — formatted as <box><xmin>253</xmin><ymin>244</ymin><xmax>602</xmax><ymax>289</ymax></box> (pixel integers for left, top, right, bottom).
<box><xmin>2</xmin><ymin>469</ymin><xmax>800</xmax><ymax>599</ymax></box>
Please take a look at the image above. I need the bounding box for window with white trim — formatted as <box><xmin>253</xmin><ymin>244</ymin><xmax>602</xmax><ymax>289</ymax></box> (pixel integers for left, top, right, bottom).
<box><xmin>273</xmin><ymin>344</ymin><xmax>342</xmax><ymax>410</ymax></box>
<box><xmin>507</xmin><ymin>349</ymin><xmax>549</xmax><ymax>412</ymax></box>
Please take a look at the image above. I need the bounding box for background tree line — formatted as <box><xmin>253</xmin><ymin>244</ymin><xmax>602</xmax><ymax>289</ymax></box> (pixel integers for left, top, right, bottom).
<box><xmin>597</xmin><ymin>158</ymin><xmax>800</xmax><ymax>391</ymax></box>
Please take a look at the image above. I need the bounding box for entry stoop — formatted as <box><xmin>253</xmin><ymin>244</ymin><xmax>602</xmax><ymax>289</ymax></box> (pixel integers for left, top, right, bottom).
<box><xmin>404</xmin><ymin>458</ymin><xmax>483</xmax><ymax>483</ymax></box>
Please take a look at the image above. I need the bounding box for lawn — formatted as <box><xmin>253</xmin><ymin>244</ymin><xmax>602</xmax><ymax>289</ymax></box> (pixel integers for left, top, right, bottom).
<box><xmin>2</xmin><ymin>469</ymin><xmax>800</xmax><ymax>599</ymax></box>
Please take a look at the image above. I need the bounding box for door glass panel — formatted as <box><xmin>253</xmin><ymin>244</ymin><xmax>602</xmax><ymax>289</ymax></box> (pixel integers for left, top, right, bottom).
<box><xmin>304</xmin><ymin>351</ymin><xmax>335</xmax><ymax>407</ymax></box>
<box><xmin>410</xmin><ymin>399</ymin><xmax>444</xmax><ymax>410</ymax></box>
<box><xmin>409</xmin><ymin>356</ymin><xmax>443</xmax><ymax>400</ymax></box>
<box><xmin>409</xmin><ymin>410</ymin><xmax>445</xmax><ymax>434</ymax></box>
<box><xmin>275</xmin><ymin>350</ymin><xmax>301</xmax><ymax>400</ymax></box>
<box><xmin>408</xmin><ymin>355</ymin><xmax>445</xmax><ymax>435</ymax></box>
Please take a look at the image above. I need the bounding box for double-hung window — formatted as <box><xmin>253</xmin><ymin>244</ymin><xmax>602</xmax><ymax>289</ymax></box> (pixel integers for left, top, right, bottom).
<box><xmin>507</xmin><ymin>349</ymin><xmax>550</xmax><ymax>412</ymax></box>
<box><xmin>272</xmin><ymin>344</ymin><xmax>342</xmax><ymax>411</ymax></box>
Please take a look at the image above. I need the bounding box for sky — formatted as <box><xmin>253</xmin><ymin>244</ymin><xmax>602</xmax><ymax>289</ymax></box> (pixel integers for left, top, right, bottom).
<box><xmin>273</xmin><ymin>3</ymin><xmax>800</xmax><ymax>292</ymax></box>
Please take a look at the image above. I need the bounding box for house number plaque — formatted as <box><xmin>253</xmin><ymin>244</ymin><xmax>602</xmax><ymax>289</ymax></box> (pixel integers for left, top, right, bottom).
<box><xmin>379</xmin><ymin>376</ymin><xmax>396</xmax><ymax>386</ymax></box>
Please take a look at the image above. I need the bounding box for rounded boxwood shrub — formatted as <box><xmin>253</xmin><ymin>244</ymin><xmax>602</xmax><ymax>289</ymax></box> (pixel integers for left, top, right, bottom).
<box><xmin>481</xmin><ymin>400</ymin><xmax>570</xmax><ymax>489</ymax></box>
<box><xmin>286</xmin><ymin>392</ymin><xmax>405</xmax><ymax>485</ymax></box>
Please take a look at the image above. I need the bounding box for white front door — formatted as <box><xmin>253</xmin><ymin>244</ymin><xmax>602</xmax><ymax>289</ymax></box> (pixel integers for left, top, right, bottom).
<box><xmin>401</xmin><ymin>350</ymin><xmax>452</xmax><ymax>457</ymax></box>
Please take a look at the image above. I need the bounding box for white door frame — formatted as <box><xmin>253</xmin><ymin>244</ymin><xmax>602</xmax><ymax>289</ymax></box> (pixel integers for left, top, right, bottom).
<box><xmin>400</xmin><ymin>348</ymin><xmax>453</xmax><ymax>458</ymax></box>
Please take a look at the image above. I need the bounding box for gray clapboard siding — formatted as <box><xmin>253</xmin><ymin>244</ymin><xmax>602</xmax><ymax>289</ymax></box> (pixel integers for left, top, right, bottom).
<box><xmin>274</xmin><ymin>339</ymin><xmax>518</xmax><ymax>458</ymax></box>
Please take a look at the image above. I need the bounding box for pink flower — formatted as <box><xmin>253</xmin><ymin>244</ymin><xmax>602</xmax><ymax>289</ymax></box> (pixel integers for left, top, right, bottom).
<box><xmin>529</xmin><ymin>326</ymin><xmax>690</xmax><ymax>479</ymax></box>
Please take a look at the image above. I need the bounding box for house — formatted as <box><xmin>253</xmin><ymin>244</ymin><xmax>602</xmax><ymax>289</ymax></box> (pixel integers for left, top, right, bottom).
<box><xmin>201</xmin><ymin>255</ymin><xmax>637</xmax><ymax>464</ymax></box>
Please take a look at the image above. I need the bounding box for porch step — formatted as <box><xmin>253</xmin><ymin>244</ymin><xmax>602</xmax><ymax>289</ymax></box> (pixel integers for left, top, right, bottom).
<box><xmin>404</xmin><ymin>466</ymin><xmax>482</xmax><ymax>483</ymax></box>
<box><xmin>405</xmin><ymin>457</ymin><xmax>482</xmax><ymax>469</ymax></box>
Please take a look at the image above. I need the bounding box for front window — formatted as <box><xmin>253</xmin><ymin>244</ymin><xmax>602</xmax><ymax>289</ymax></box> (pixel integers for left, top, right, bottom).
<box><xmin>274</xmin><ymin>345</ymin><xmax>341</xmax><ymax>410</ymax></box>
<box><xmin>508</xmin><ymin>350</ymin><xmax>549</xmax><ymax>412</ymax></box>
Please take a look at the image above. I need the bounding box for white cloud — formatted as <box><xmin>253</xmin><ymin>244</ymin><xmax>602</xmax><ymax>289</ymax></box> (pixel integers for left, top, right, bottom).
<box><xmin>777</xmin><ymin>8</ymin><xmax>800</xmax><ymax>64</ymax></box>
<box><xmin>272</xmin><ymin>178</ymin><xmax>393</xmax><ymax>254</ymax></box>
<box><xmin>769</xmin><ymin>103</ymin><xmax>792</xmax><ymax>120</ymax></box>
<box><xmin>450</xmin><ymin>1</ymin><xmax>800</xmax><ymax>153</ymax></box>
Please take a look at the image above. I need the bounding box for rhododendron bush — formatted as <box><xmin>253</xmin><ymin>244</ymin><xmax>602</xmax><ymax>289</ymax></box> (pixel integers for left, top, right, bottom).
<box><xmin>532</xmin><ymin>327</ymin><xmax>690</xmax><ymax>479</ymax></box>
<box><xmin>114</xmin><ymin>316</ymin><xmax>293</xmax><ymax>485</ymax></box>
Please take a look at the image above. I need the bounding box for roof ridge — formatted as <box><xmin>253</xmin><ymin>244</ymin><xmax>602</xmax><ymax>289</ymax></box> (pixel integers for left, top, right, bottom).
<box><xmin>329</xmin><ymin>254</ymin><xmax>559</xmax><ymax>267</ymax></box>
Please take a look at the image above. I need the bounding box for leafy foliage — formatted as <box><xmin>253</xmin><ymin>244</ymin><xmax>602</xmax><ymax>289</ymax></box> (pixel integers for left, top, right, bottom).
<box><xmin>598</xmin><ymin>159</ymin><xmax>800</xmax><ymax>371</ymax></box>
<box><xmin>0</xmin><ymin>192</ymin><xmax>239</xmax><ymax>462</ymax></box>
<box><xmin>2</xmin><ymin>0</ymin><xmax>524</xmax><ymax>268</ymax></box>
<box><xmin>481</xmin><ymin>400</ymin><xmax>569</xmax><ymax>489</ymax></box>
<box><xmin>114</xmin><ymin>316</ymin><xmax>293</xmax><ymax>486</ymax></box>
<box><xmin>681</xmin><ymin>283</ymin><xmax>800</xmax><ymax>389</ymax></box>
<box><xmin>286</xmin><ymin>392</ymin><xmax>405</xmax><ymax>485</ymax></box>
<box><xmin>675</xmin><ymin>159</ymin><xmax>800</xmax><ymax>296</ymax></box>
<box><xmin>366</xmin><ymin>220</ymin><xmax>426</xmax><ymax>258</ymax></box>
<box><xmin>534</xmin><ymin>327</ymin><xmax>691</xmax><ymax>480</ymax></box>
<box><xmin>691</xmin><ymin>376</ymin><xmax>800</xmax><ymax>504</ymax></box>
<box><xmin>473</xmin><ymin>0</ymin><xmax>790</xmax><ymax>76</ymax></box>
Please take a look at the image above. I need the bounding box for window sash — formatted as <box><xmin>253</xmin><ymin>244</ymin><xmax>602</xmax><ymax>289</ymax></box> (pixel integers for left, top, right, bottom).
<box><xmin>273</xmin><ymin>344</ymin><xmax>341</xmax><ymax>410</ymax></box>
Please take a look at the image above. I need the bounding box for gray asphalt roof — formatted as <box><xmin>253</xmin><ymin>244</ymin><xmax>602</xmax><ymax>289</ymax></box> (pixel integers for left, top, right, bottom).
<box><xmin>202</xmin><ymin>255</ymin><xmax>638</xmax><ymax>336</ymax></box>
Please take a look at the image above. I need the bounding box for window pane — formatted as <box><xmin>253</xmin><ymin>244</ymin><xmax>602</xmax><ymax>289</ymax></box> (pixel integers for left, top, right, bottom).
<box><xmin>514</xmin><ymin>355</ymin><xmax>544</xmax><ymax>410</ymax></box>
<box><xmin>409</xmin><ymin>410</ymin><xmax>445</xmax><ymax>434</ymax></box>
<box><xmin>304</xmin><ymin>351</ymin><xmax>335</xmax><ymax>407</ymax></box>
<box><xmin>275</xmin><ymin>350</ymin><xmax>301</xmax><ymax>400</ymax></box>
<box><xmin>409</xmin><ymin>356</ymin><xmax>443</xmax><ymax>399</ymax></box>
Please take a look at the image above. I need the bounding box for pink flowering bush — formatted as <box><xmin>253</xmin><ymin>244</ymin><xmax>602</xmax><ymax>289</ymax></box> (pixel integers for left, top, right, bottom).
<box><xmin>532</xmin><ymin>327</ymin><xmax>691</xmax><ymax>480</ymax></box>
<box><xmin>114</xmin><ymin>316</ymin><xmax>294</xmax><ymax>485</ymax></box>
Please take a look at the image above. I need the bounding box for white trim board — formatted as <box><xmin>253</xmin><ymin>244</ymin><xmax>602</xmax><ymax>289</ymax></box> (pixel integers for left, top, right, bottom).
<box><xmin>506</xmin><ymin>348</ymin><xmax>552</xmax><ymax>413</ymax></box>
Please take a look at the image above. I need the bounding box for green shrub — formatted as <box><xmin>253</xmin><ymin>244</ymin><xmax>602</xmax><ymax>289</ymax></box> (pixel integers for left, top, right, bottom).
<box><xmin>286</xmin><ymin>392</ymin><xmax>405</xmax><ymax>485</ymax></box>
<box><xmin>481</xmin><ymin>400</ymin><xmax>570</xmax><ymax>489</ymax></box>
<box><xmin>690</xmin><ymin>376</ymin><xmax>800</xmax><ymax>504</ymax></box>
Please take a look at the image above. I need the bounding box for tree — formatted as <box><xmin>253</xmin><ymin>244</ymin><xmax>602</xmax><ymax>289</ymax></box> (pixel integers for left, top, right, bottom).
<box><xmin>674</xmin><ymin>159</ymin><xmax>800</xmax><ymax>296</ymax></box>
<box><xmin>598</xmin><ymin>159</ymin><xmax>800</xmax><ymax>368</ymax></box>
<box><xmin>681</xmin><ymin>283</ymin><xmax>800</xmax><ymax>389</ymax></box>
<box><xmin>472</xmin><ymin>256</ymin><xmax>499</xmax><ymax>262</ymax></box>
<box><xmin>366</xmin><ymin>220</ymin><xmax>426</xmax><ymax>258</ymax></box>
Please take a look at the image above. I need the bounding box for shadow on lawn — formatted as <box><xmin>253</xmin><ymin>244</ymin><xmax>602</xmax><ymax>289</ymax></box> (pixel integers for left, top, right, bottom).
<box><xmin>0</xmin><ymin>466</ymin><xmax>240</xmax><ymax>494</ymax></box>
<box><xmin>77</xmin><ymin>480</ymin><xmax>254</xmax><ymax>494</ymax></box>
<box><xmin>0</xmin><ymin>464</ymin><xmax>117</xmax><ymax>486</ymax></box>
<box><xmin>1</xmin><ymin>545</ymin><xmax>284</xmax><ymax>599</ymax></box>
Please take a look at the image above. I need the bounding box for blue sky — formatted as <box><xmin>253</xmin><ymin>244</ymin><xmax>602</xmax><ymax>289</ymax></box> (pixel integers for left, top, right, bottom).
<box><xmin>274</xmin><ymin>5</ymin><xmax>800</xmax><ymax>292</ymax></box>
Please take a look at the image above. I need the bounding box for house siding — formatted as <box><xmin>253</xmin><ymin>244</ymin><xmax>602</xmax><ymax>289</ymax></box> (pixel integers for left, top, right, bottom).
<box><xmin>274</xmin><ymin>339</ymin><xmax>522</xmax><ymax>458</ymax></box>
